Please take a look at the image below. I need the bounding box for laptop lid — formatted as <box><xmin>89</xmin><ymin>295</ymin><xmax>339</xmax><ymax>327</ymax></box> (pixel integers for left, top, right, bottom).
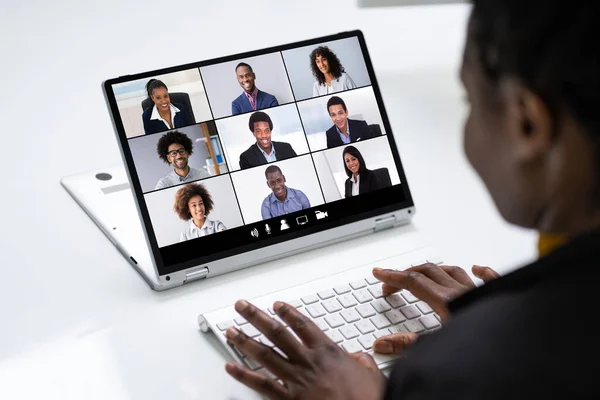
<box><xmin>102</xmin><ymin>30</ymin><xmax>415</xmax><ymax>288</ymax></box>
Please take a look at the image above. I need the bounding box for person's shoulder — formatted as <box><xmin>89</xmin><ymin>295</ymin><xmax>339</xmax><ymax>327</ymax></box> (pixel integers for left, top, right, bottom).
<box><xmin>190</xmin><ymin>167</ymin><xmax>210</xmax><ymax>179</ymax></box>
<box><xmin>273</xmin><ymin>141</ymin><xmax>292</xmax><ymax>150</ymax></box>
<box><xmin>325</xmin><ymin>124</ymin><xmax>337</xmax><ymax>135</ymax></box>
<box><xmin>232</xmin><ymin>92</ymin><xmax>245</xmax><ymax>104</ymax></box>
<box><xmin>240</xmin><ymin>143</ymin><xmax>258</xmax><ymax>157</ymax></box>
<box><xmin>142</xmin><ymin>106</ymin><xmax>153</xmax><ymax>119</ymax></box>
<box><xmin>155</xmin><ymin>175</ymin><xmax>170</xmax><ymax>189</ymax></box>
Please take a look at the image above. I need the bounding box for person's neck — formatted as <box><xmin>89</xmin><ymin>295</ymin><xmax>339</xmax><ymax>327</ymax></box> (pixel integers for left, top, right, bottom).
<box><xmin>174</xmin><ymin>165</ymin><xmax>190</xmax><ymax>177</ymax></box>
<box><xmin>275</xmin><ymin>187</ymin><xmax>288</xmax><ymax>202</ymax></box>
<box><xmin>158</xmin><ymin>106</ymin><xmax>171</xmax><ymax>118</ymax></box>
<box><xmin>324</xmin><ymin>73</ymin><xmax>335</xmax><ymax>84</ymax></box>
<box><xmin>339</xmin><ymin>122</ymin><xmax>348</xmax><ymax>135</ymax></box>
<box><xmin>353</xmin><ymin>172</ymin><xmax>359</xmax><ymax>182</ymax></box>
<box><xmin>193</xmin><ymin>217</ymin><xmax>205</xmax><ymax>229</ymax></box>
<box><xmin>260</xmin><ymin>143</ymin><xmax>273</xmax><ymax>155</ymax></box>
<box><xmin>245</xmin><ymin>86</ymin><xmax>257</xmax><ymax>95</ymax></box>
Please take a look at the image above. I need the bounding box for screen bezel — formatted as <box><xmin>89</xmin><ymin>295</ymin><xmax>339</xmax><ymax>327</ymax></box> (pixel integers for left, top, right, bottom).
<box><xmin>102</xmin><ymin>30</ymin><xmax>415</xmax><ymax>276</ymax></box>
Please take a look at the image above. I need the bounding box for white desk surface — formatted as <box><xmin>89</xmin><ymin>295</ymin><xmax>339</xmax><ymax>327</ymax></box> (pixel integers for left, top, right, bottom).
<box><xmin>0</xmin><ymin>1</ymin><xmax>537</xmax><ymax>399</ymax></box>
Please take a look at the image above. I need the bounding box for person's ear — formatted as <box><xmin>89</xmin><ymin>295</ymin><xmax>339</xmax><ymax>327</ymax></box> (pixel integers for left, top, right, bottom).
<box><xmin>283</xmin><ymin>175</ymin><xmax>286</xmax><ymax>183</ymax></box>
<box><xmin>266</xmin><ymin>180</ymin><xmax>270</xmax><ymax>189</ymax></box>
<box><xmin>503</xmin><ymin>79</ymin><xmax>553</xmax><ymax>163</ymax></box>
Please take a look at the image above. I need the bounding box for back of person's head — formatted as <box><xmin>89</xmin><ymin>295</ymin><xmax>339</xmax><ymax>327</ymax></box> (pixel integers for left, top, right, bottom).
<box><xmin>235</xmin><ymin>62</ymin><xmax>253</xmax><ymax>72</ymax></box>
<box><xmin>249</xmin><ymin>111</ymin><xmax>273</xmax><ymax>132</ymax></box>
<box><xmin>156</xmin><ymin>130</ymin><xmax>194</xmax><ymax>163</ymax></box>
<box><xmin>146</xmin><ymin>79</ymin><xmax>168</xmax><ymax>99</ymax></box>
<box><xmin>342</xmin><ymin>145</ymin><xmax>367</xmax><ymax>177</ymax></box>
<box><xmin>327</xmin><ymin>96</ymin><xmax>347</xmax><ymax>112</ymax></box>
<box><xmin>265</xmin><ymin>165</ymin><xmax>283</xmax><ymax>178</ymax></box>
<box><xmin>309</xmin><ymin>46</ymin><xmax>345</xmax><ymax>84</ymax></box>
<box><xmin>470</xmin><ymin>0</ymin><xmax>599</xmax><ymax>149</ymax></box>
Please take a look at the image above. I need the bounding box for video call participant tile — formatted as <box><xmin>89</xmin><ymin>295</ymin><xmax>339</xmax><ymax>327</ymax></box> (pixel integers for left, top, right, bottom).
<box><xmin>144</xmin><ymin>174</ymin><xmax>244</xmax><ymax>247</ymax></box>
<box><xmin>128</xmin><ymin>122</ymin><xmax>227</xmax><ymax>193</ymax></box>
<box><xmin>230</xmin><ymin>154</ymin><xmax>325</xmax><ymax>225</ymax></box>
<box><xmin>216</xmin><ymin>104</ymin><xmax>310</xmax><ymax>172</ymax></box>
<box><xmin>296</xmin><ymin>86</ymin><xmax>386</xmax><ymax>152</ymax></box>
<box><xmin>112</xmin><ymin>68</ymin><xmax>212</xmax><ymax>138</ymax></box>
<box><xmin>281</xmin><ymin>37</ymin><xmax>372</xmax><ymax>102</ymax></box>
<box><xmin>200</xmin><ymin>52</ymin><xmax>296</xmax><ymax>120</ymax></box>
<box><xmin>312</xmin><ymin>135</ymin><xmax>401</xmax><ymax>203</ymax></box>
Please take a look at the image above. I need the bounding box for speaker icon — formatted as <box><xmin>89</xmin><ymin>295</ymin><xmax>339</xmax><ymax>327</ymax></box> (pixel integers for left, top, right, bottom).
<box><xmin>250</xmin><ymin>228</ymin><xmax>259</xmax><ymax>238</ymax></box>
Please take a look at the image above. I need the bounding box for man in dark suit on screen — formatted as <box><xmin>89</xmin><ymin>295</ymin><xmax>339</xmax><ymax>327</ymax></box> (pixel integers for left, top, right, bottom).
<box><xmin>239</xmin><ymin>111</ymin><xmax>297</xmax><ymax>170</ymax></box>
<box><xmin>325</xmin><ymin>96</ymin><xmax>375</xmax><ymax>149</ymax></box>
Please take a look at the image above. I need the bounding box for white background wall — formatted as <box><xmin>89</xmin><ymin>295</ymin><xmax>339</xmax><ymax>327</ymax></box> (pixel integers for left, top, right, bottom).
<box><xmin>200</xmin><ymin>53</ymin><xmax>296</xmax><ymax>119</ymax></box>
<box><xmin>313</xmin><ymin>135</ymin><xmax>401</xmax><ymax>201</ymax></box>
<box><xmin>112</xmin><ymin>69</ymin><xmax>213</xmax><ymax>138</ymax></box>
<box><xmin>216</xmin><ymin>103</ymin><xmax>310</xmax><ymax>171</ymax></box>
<box><xmin>282</xmin><ymin>37</ymin><xmax>372</xmax><ymax>101</ymax></box>
<box><xmin>230</xmin><ymin>155</ymin><xmax>325</xmax><ymax>224</ymax></box>
<box><xmin>143</xmin><ymin>174</ymin><xmax>244</xmax><ymax>247</ymax></box>
<box><xmin>297</xmin><ymin>86</ymin><xmax>386</xmax><ymax>151</ymax></box>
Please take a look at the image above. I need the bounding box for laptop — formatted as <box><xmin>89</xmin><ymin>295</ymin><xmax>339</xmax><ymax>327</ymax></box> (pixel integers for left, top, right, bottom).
<box><xmin>63</xmin><ymin>29</ymin><xmax>443</xmax><ymax>372</ymax></box>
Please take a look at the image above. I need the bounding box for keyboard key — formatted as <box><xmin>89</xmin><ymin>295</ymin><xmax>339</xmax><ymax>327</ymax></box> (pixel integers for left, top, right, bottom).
<box><xmin>258</xmin><ymin>336</ymin><xmax>275</xmax><ymax>347</ymax></box>
<box><xmin>349</xmin><ymin>280</ymin><xmax>367</xmax><ymax>290</ymax></box>
<box><xmin>326</xmin><ymin>329</ymin><xmax>344</xmax><ymax>343</ymax></box>
<box><xmin>234</xmin><ymin>317</ymin><xmax>248</xmax><ymax>326</ymax></box>
<box><xmin>340</xmin><ymin>308</ymin><xmax>361</xmax><ymax>323</ymax></box>
<box><xmin>416</xmin><ymin>301</ymin><xmax>433</xmax><ymax>314</ymax></box>
<box><xmin>356</xmin><ymin>304</ymin><xmax>377</xmax><ymax>318</ymax></box>
<box><xmin>401</xmin><ymin>291</ymin><xmax>419</xmax><ymax>303</ymax></box>
<box><xmin>400</xmin><ymin>305</ymin><xmax>421</xmax><ymax>319</ymax></box>
<box><xmin>298</xmin><ymin>308</ymin><xmax>311</xmax><ymax>318</ymax></box>
<box><xmin>368</xmin><ymin>285</ymin><xmax>384</xmax><ymax>299</ymax></box>
<box><xmin>306</xmin><ymin>304</ymin><xmax>327</xmax><ymax>318</ymax></box>
<box><xmin>426</xmin><ymin>255</ymin><xmax>443</xmax><ymax>264</ymax></box>
<box><xmin>358</xmin><ymin>334</ymin><xmax>376</xmax><ymax>350</ymax></box>
<box><xmin>241</xmin><ymin>325</ymin><xmax>261</xmax><ymax>338</ymax></box>
<box><xmin>374</xmin><ymin>328</ymin><xmax>391</xmax><ymax>339</ymax></box>
<box><xmin>313</xmin><ymin>318</ymin><xmax>329</xmax><ymax>331</ymax></box>
<box><xmin>325</xmin><ymin>313</ymin><xmax>345</xmax><ymax>328</ymax></box>
<box><xmin>339</xmin><ymin>325</ymin><xmax>360</xmax><ymax>340</ymax></box>
<box><xmin>365</xmin><ymin>276</ymin><xmax>380</xmax><ymax>285</ymax></box>
<box><xmin>370</xmin><ymin>314</ymin><xmax>391</xmax><ymax>330</ymax></box>
<box><xmin>317</xmin><ymin>289</ymin><xmax>336</xmax><ymax>300</ymax></box>
<box><xmin>354</xmin><ymin>320</ymin><xmax>376</xmax><ymax>334</ymax></box>
<box><xmin>338</xmin><ymin>294</ymin><xmax>358</xmax><ymax>308</ymax></box>
<box><xmin>244</xmin><ymin>357</ymin><xmax>262</xmax><ymax>370</ymax></box>
<box><xmin>420</xmin><ymin>314</ymin><xmax>441</xmax><ymax>330</ymax></box>
<box><xmin>267</xmin><ymin>307</ymin><xmax>276</xmax><ymax>315</ymax></box>
<box><xmin>286</xmin><ymin>299</ymin><xmax>303</xmax><ymax>308</ymax></box>
<box><xmin>385</xmin><ymin>309</ymin><xmax>407</xmax><ymax>325</ymax></box>
<box><xmin>322</xmin><ymin>298</ymin><xmax>343</xmax><ymax>313</ymax></box>
<box><xmin>342</xmin><ymin>339</ymin><xmax>363</xmax><ymax>353</ymax></box>
<box><xmin>216</xmin><ymin>320</ymin><xmax>234</xmax><ymax>331</ymax></box>
<box><xmin>256</xmin><ymin>368</ymin><xmax>277</xmax><ymax>380</ymax></box>
<box><xmin>301</xmin><ymin>294</ymin><xmax>319</xmax><ymax>305</ymax></box>
<box><xmin>371</xmin><ymin>299</ymin><xmax>392</xmax><ymax>313</ymax></box>
<box><xmin>385</xmin><ymin>294</ymin><xmax>407</xmax><ymax>308</ymax></box>
<box><xmin>333</xmin><ymin>284</ymin><xmax>352</xmax><ymax>295</ymax></box>
<box><xmin>404</xmin><ymin>319</ymin><xmax>426</xmax><ymax>333</ymax></box>
<box><xmin>369</xmin><ymin>350</ymin><xmax>398</xmax><ymax>367</ymax></box>
<box><xmin>353</xmin><ymin>289</ymin><xmax>373</xmax><ymax>304</ymax></box>
<box><xmin>435</xmin><ymin>313</ymin><xmax>441</xmax><ymax>322</ymax></box>
<box><xmin>388</xmin><ymin>323</ymin><xmax>409</xmax><ymax>334</ymax></box>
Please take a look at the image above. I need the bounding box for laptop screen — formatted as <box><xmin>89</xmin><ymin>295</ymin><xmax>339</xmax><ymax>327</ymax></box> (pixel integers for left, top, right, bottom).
<box><xmin>104</xmin><ymin>31</ymin><xmax>413</xmax><ymax>276</ymax></box>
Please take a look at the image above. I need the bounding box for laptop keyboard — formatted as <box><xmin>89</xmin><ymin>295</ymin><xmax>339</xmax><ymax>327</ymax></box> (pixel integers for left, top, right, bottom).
<box><xmin>199</xmin><ymin>247</ymin><xmax>443</xmax><ymax>375</ymax></box>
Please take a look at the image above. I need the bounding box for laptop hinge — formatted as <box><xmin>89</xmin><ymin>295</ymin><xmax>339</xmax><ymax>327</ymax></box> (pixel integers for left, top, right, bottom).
<box><xmin>374</xmin><ymin>215</ymin><xmax>397</xmax><ymax>232</ymax></box>
<box><xmin>185</xmin><ymin>267</ymin><xmax>209</xmax><ymax>282</ymax></box>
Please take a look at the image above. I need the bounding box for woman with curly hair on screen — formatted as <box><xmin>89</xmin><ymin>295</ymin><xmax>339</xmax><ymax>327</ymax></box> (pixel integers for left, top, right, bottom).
<box><xmin>310</xmin><ymin>46</ymin><xmax>357</xmax><ymax>97</ymax></box>
<box><xmin>173</xmin><ymin>183</ymin><xmax>226</xmax><ymax>242</ymax></box>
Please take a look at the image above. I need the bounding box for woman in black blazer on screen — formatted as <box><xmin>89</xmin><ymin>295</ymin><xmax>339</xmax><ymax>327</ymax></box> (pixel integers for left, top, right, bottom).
<box><xmin>343</xmin><ymin>145</ymin><xmax>382</xmax><ymax>198</ymax></box>
<box><xmin>142</xmin><ymin>79</ymin><xmax>194</xmax><ymax>135</ymax></box>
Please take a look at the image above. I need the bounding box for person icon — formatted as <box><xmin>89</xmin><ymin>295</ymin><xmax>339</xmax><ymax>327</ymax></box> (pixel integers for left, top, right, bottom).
<box><xmin>280</xmin><ymin>220</ymin><xmax>290</xmax><ymax>230</ymax></box>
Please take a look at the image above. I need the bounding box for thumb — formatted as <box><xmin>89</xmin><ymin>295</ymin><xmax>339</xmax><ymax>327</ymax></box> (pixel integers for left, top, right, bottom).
<box><xmin>373</xmin><ymin>332</ymin><xmax>419</xmax><ymax>355</ymax></box>
<box><xmin>472</xmin><ymin>265</ymin><xmax>500</xmax><ymax>283</ymax></box>
<box><xmin>349</xmin><ymin>352</ymin><xmax>379</xmax><ymax>372</ymax></box>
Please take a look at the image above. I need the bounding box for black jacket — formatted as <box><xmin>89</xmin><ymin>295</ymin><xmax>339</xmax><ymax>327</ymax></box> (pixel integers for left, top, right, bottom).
<box><xmin>142</xmin><ymin>103</ymin><xmax>194</xmax><ymax>135</ymax></box>
<box><xmin>384</xmin><ymin>228</ymin><xmax>600</xmax><ymax>399</ymax></box>
<box><xmin>239</xmin><ymin>141</ymin><xmax>297</xmax><ymax>170</ymax></box>
<box><xmin>326</xmin><ymin>119</ymin><xmax>374</xmax><ymax>149</ymax></box>
<box><xmin>344</xmin><ymin>169</ymin><xmax>382</xmax><ymax>197</ymax></box>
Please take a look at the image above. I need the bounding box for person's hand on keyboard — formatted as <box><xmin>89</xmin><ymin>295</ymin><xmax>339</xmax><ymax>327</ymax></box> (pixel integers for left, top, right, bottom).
<box><xmin>370</xmin><ymin>263</ymin><xmax>499</xmax><ymax>355</ymax></box>
<box><xmin>224</xmin><ymin>299</ymin><xmax>385</xmax><ymax>400</ymax></box>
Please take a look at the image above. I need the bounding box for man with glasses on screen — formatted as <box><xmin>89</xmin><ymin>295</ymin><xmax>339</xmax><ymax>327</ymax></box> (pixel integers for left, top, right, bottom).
<box><xmin>261</xmin><ymin>165</ymin><xmax>310</xmax><ymax>219</ymax></box>
<box><xmin>155</xmin><ymin>130</ymin><xmax>210</xmax><ymax>190</ymax></box>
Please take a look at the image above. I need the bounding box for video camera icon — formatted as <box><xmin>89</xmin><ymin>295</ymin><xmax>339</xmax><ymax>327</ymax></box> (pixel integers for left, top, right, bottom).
<box><xmin>315</xmin><ymin>210</ymin><xmax>328</xmax><ymax>220</ymax></box>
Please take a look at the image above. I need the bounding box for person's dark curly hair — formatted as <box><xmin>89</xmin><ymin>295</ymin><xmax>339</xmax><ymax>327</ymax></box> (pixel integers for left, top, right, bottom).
<box><xmin>156</xmin><ymin>130</ymin><xmax>193</xmax><ymax>164</ymax></box>
<box><xmin>310</xmin><ymin>46</ymin><xmax>345</xmax><ymax>86</ymax></box>
<box><xmin>248</xmin><ymin>111</ymin><xmax>273</xmax><ymax>132</ymax></box>
<box><xmin>342</xmin><ymin>145</ymin><xmax>367</xmax><ymax>178</ymax></box>
<box><xmin>469</xmin><ymin>0</ymin><xmax>600</xmax><ymax>154</ymax></box>
<box><xmin>173</xmin><ymin>183</ymin><xmax>214</xmax><ymax>221</ymax></box>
